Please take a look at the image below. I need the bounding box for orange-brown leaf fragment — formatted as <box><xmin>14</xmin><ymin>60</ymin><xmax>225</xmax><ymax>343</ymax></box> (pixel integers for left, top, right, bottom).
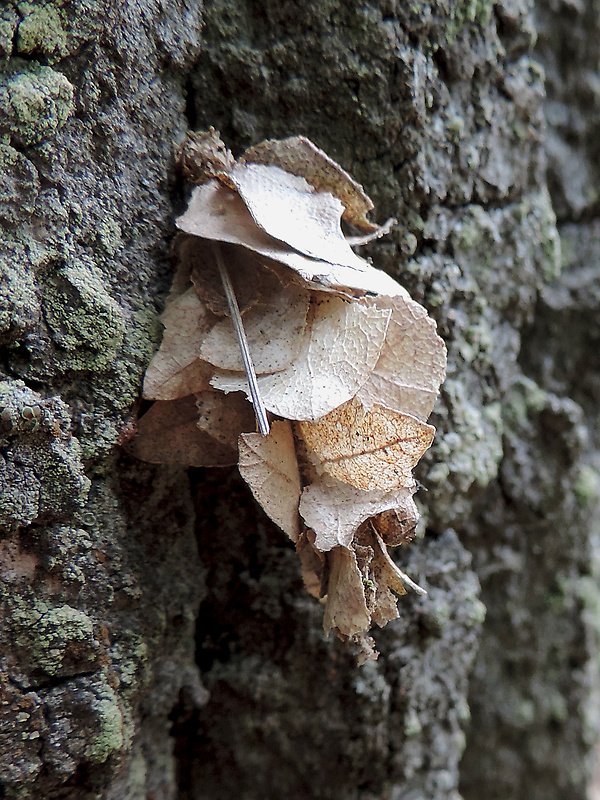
<box><xmin>370</xmin><ymin>528</ymin><xmax>414</xmax><ymax>598</ymax></box>
<box><xmin>355</xmin><ymin>526</ymin><xmax>407</xmax><ymax>629</ymax></box>
<box><xmin>298</xmin><ymin>396</ymin><xmax>435</xmax><ymax>492</ymax></box>
<box><xmin>238</xmin><ymin>420</ymin><xmax>302</xmax><ymax>541</ymax></box>
<box><xmin>370</xmin><ymin>505</ymin><xmax>419</xmax><ymax>546</ymax></box>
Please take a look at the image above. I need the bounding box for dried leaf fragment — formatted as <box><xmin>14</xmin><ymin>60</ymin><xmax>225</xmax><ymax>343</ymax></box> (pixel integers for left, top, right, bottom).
<box><xmin>129</xmin><ymin>395</ymin><xmax>239</xmax><ymax>467</ymax></box>
<box><xmin>176</xmin><ymin>176</ymin><xmax>404</xmax><ymax>297</ymax></box>
<box><xmin>195</xmin><ymin>391</ymin><xmax>255</xmax><ymax>447</ymax></box>
<box><xmin>298</xmin><ymin>473</ymin><xmax>418</xmax><ymax>551</ymax></box>
<box><xmin>211</xmin><ymin>296</ymin><xmax>391</xmax><ymax>421</ymax></box>
<box><xmin>371</xmin><ymin>506</ymin><xmax>419</xmax><ymax>547</ymax></box>
<box><xmin>134</xmin><ymin>130</ymin><xmax>448</xmax><ymax>662</ymax></box>
<box><xmin>199</xmin><ymin>279</ymin><xmax>310</xmax><ymax>374</ymax></box>
<box><xmin>241</xmin><ymin>135</ymin><xmax>378</xmax><ymax>232</ymax></box>
<box><xmin>230</xmin><ymin>163</ymin><xmax>368</xmax><ymax>270</ymax></box>
<box><xmin>176</xmin><ymin>128</ymin><xmax>235</xmax><ymax>185</ymax></box>
<box><xmin>298</xmin><ymin>396</ymin><xmax>435</xmax><ymax>492</ymax></box>
<box><xmin>143</xmin><ymin>287</ymin><xmax>214</xmax><ymax>401</ymax></box>
<box><xmin>323</xmin><ymin>546</ymin><xmax>371</xmax><ymax>637</ymax></box>
<box><xmin>296</xmin><ymin>530</ymin><xmax>327</xmax><ymax>598</ymax></box>
<box><xmin>238</xmin><ymin>420</ymin><xmax>302</xmax><ymax>541</ymax></box>
<box><xmin>357</xmin><ymin>294</ymin><xmax>447</xmax><ymax>421</ymax></box>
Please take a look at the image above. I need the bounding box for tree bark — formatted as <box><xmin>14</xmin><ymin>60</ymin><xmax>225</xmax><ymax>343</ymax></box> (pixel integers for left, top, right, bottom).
<box><xmin>1</xmin><ymin>1</ymin><xmax>599</xmax><ymax>799</ymax></box>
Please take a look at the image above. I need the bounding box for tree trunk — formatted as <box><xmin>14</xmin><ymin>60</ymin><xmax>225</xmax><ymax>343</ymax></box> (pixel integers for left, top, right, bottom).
<box><xmin>1</xmin><ymin>1</ymin><xmax>599</xmax><ymax>799</ymax></box>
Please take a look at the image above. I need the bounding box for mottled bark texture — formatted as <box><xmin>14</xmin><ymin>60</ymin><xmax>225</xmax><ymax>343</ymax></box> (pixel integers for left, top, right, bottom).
<box><xmin>0</xmin><ymin>1</ymin><xmax>599</xmax><ymax>799</ymax></box>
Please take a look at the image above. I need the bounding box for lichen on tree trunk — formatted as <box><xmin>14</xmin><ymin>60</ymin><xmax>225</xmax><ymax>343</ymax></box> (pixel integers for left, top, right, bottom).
<box><xmin>1</xmin><ymin>1</ymin><xmax>599</xmax><ymax>799</ymax></box>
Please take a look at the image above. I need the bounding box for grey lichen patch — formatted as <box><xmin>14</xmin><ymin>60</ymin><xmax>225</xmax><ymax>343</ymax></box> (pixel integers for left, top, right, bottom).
<box><xmin>73</xmin><ymin>309</ymin><xmax>158</xmax><ymax>466</ymax></box>
<box><xmin>573</xmin><ymin>465</ymin><xmax>600</xmax><ymax>508</ymax></box>
<box><xmin>449</xmin><ymin>191</ymin><xmax>560</xmax><ymax>321</ymax></box>
<box><xmin>109</xmin><ymin>636</ymin><xmax>151</xmax><ymax>699</ymax></box>
<box><xmin>0</xmin><ymin>59</ymin><xmax>73</xmax><ymax>147</ymax></box>
<box><xmin>0</xmin><ymin>6</ymin><xmax>18</xmax><ymax>64</ymax></box>
<box><xmin>500</xmin><ymin>377</ymin><xmax>587</xmax><ymax>512</ymax></box>
<box><xmin>444</xmin><ymin>0</ymin><xmax>495</xmax><ymax>44</ymax></box>
<box><xmin>97</xmin><ymin>216</ymin><xmax>123</xmax><ymax>256</ymax></box>
<box><xmin>42</xmin><ymin>260</ymin><xmax>125</xmax><ymax>372</ymax></box>
<box><xmin>42</xmin><ymin>674</ymin><xmax>134</xmax><ymax>778</ymax></box>
<box><xmin>0</xmin><ymin>142</ymin><xmax>40</xmax><ymax>224</ymax></box>
<box><xmin>15</xmin><ymin>2</ymin><xmax>68</xmax><ymax>61</ymax></box>
<box><xmin>0</xmin><ymin>674</ymin><xmax>45</xmax><ymax>786</ymax></box>
<box><xmin>84</xmin><ymin>681</ymin><xmax>131</xmax><ymax>764</ymax></box>
<box><xmin>41</xmin><ymin>524</ymin><xmax>95</xmax><ymax>586</ymax></box>
<box><xmin>0</xmin><ymin>254</ymin><xmax>41</xmax><ymax>346</ymax></box>
<box><xmin>427</xmin><ymin>379</ymin><xmax>503</xmax><ymax>524</ymax></box>
<box><xmin>8</xmin><ymin>595</ymin><xmax>101</xmax><ymax>680</ymax></box>
<box><xmin>501</xmin><ymin>375</ymin><xmax>548</xmax><ymax>430</ymax></box>
<box><xmin>0</xmin><ymin>380</ymin><xmax>90</xmax><ymax>529</ymax></box>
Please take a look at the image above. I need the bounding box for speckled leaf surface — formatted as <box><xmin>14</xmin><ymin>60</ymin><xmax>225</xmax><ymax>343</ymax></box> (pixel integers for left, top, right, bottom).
<box><xmin>2</xmin><ymin>1</ymin><xmax>599</xmax><ymax>800</ymax></box>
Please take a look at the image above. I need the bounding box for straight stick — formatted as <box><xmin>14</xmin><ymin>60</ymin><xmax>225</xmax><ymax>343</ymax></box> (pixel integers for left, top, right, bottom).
<box><xmin>212</xmin><ymin>243</ymin><xmax>270</xmax><ymax>436</ymax></box>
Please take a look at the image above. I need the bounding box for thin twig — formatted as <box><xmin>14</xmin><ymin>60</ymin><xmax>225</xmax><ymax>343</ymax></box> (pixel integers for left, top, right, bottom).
<box><xmin>345</xmin><ymin>217</ymin><xmax>397</xmax><ymax>247</ymax></box>
<box><xmin>212</xmin><ymin>242</ymin><xmax>270</xmax><ymax>436</ymax></box>
<box><xmin>371</xmin><ymin>526</ymin><xmax>427</xmax><ymax>596</ymax></box>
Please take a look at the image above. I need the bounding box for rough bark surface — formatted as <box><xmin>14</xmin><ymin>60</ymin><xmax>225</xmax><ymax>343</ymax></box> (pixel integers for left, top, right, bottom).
<box><xmin>0</xmin><ymin>1</ymin><xmax>599</xmax><ymax>799</ymax></box>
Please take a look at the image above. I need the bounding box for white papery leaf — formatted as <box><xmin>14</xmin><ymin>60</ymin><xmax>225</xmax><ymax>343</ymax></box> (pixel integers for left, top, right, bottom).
<box><xmin>299</xmin><ymin>473</ymin><xmax>417</xmax><ymax>552</ymax></box>
<box><xmin>230</xmin><ymin>163</ymin><xmax>367</xmax><ymax>270</ymax></box>
<box><xmin>241</xmin><ymin>134</ymin><xmax>378</xmax><ymax>232</ymax></box>
<box><xmin>357</xmin><ymin>294</ymin><xmax>447</xmax><ymax>421</ymax></box>
<box><xmin>200</xmin><ymin>280</ymin><xmax>310</xmax><ymax>374</ymax></box>
<box><xmin>143</xmin><ymin>288</ymin><xmax>213</xmax><ymax>400</ymax></box>
<box><xmin>211</xmin><ymin>296</ymin><xmax>391</xmax><ymax>421</ymax></box>
<box><xmin>176</xmin><ymin>180</ymin><xmax>405</xmax><ymax>297</ymax></box>
<box><xmin>238</xmin><ymin>421</ymin><xmax>302</xmax><ymax>541</ymax></box>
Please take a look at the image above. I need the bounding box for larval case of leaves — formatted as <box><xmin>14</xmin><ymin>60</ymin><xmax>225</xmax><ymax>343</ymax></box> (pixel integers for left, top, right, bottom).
<box><xmin>133</xmin><ymin>130</ymin><xmax>447</xmax><ymax>662</ymax></box>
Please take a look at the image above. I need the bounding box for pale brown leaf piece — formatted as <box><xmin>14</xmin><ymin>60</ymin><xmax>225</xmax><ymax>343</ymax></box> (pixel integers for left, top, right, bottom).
<box><xmin>200</xmin><ymin>279</ymin><xmax>310</xmax><ymax>374</ymax></box>
<box><xmin>370</xmin><ymin>506</ymin><xmax>420</xmax><ymax>547</ymax></box>
<box><xmin>238</xmin><ymin>421</ymin><xmax>302</xmax><ymax>541</ymax></box>
<box><xmin>357</xmin><ymin>294</ymin><xmax>447</xmax><ymax>421</ymax></box>
<box><xmin>133</xmin><ymin>130</ymin><xmax>447</xmax><ymax>663</ymax></box>
<box><xmin>176</xmin><ymin>175</ymin><xmax>404</xmax><ymax>297</ymax></box>
<box><xmin>241</xmin><ymin>134</ymin><xmax>378</xmax><ymax>232</ymax></box>
<box><xmin>129</xmin><ymin>395</ymin><xmax>239</xmax><ymax>467</ymax></box>
<box><xmin>230</xmin><ymin>163</ymin><xmax>367</xmax><ymax>270</ymax></box>
<box><xmin>211</xmin><ymin>296</ymin><xmax>391</xmax><ymax>421</ymax></box>
<box><xmin>143</xmin><ymin>287</ymin><xmax>214</xmax><ymax>401</ymax></box>
<box><xmin>296</xmin><ymin>530</ymin><xmax>327</xmax><ymax>598</ymax></box>
<box><xmin>176</xmin><ymin>128</ymin><xmax>235</xmax><ymax>185</ymax></box>
<box><xmin>323</xmin><ymin>546</ymin><xmax>371</xmax><ymax>637</ymax></box>
<box><xmin>298</xmin><ymin>473</ymin><xmax>418</xmax><ymax>551</ymax></box>
<box><xmin>322</xmin><ymin>524</ymin><xmax>425</xmax><ymax>642</ymax></box>
<box><xmin>195</xmin><ymin>391</ymin><xmax>256</xmax><ymax>448</ymax></box>
<box><xmin>354</xmin><ymin>526</ymin><xmax>407</xmax><ymax>629</ymax></box>
<box><xmin>298</xmin><ymin>396</ymin><xmax>435</xmax><ymax>492</ymax></box>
